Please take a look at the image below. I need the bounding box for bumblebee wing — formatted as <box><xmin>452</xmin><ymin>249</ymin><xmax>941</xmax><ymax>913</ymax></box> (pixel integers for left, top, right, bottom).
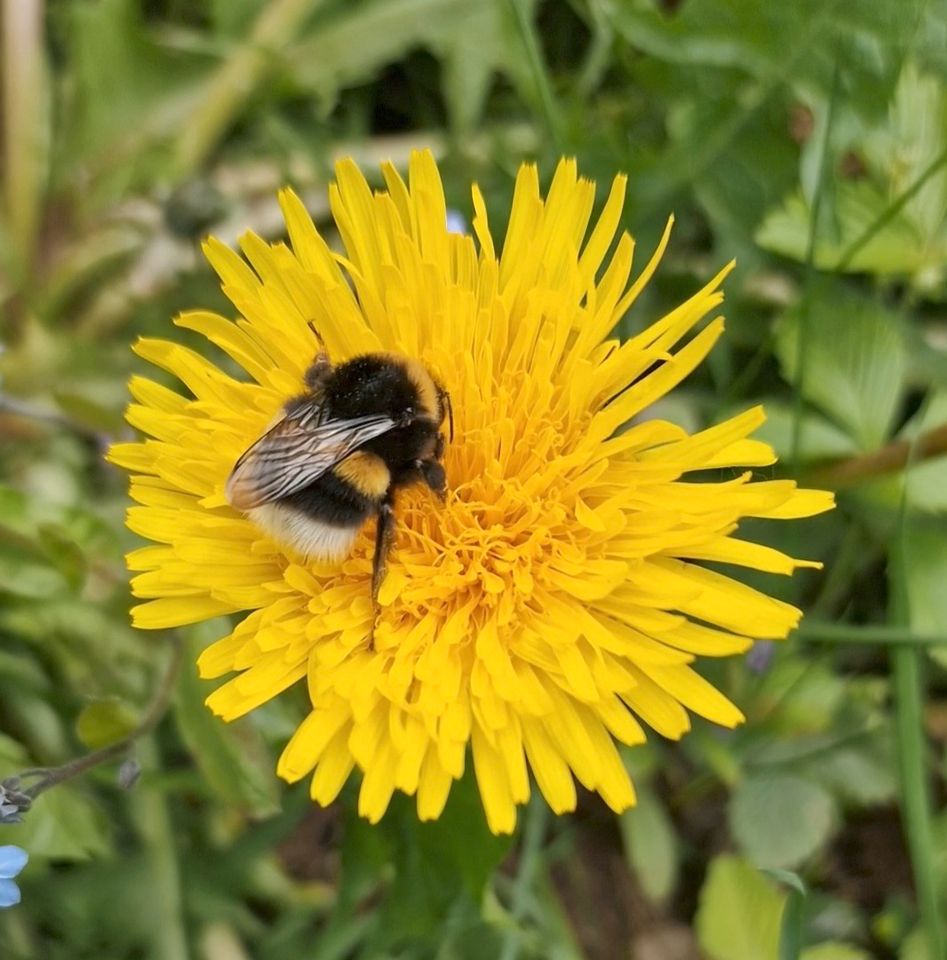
<box><xmin>226</xmin><ymin>408</ymin><xmax>397</xmax><ymax>509</ymax></box>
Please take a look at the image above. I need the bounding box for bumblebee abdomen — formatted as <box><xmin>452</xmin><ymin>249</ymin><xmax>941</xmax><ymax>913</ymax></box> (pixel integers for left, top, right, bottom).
<box><xmin>248</xmin><ymin>468</ymin><xmax>382</xmax><ymax>560</ymax></box>
<box><xmin>281</xmin><ymin>469</ymin><xmax>380</xmax><ymax>527</ymax></box>
<box><xmin>333</xmin><ymin>451</ymin><xmax>391</xmax><ymax>499</ymax></box>
<box><xmin>246</xmin><ymin>504</ymin><xmax>359</xmax><ymax>560</ymax></box>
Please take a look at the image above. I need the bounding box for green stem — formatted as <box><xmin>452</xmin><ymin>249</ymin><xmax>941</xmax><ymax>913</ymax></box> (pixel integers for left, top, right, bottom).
<box><xmin>892</xmin><ymin>644</ymin><xmax>945</xmax><ymax>959</ymax></box>
<box><xmin>506</xmin><ymin>0</ymin><xmax>564</xmax><ymax>150</ymax></box>
<box><xmin>794</xmin><ymin>621</ymin><xmax>947</xmax><ymax>646</ymax></box>
<box><xmin>889</xmin><ymin>399</ymin><xmax>946</xmax><ymax>960</ymax></box>
<box><xmin>574</xmin><ymin>0</ymin><xmax>612</xmax><ymax>97</ymax></box>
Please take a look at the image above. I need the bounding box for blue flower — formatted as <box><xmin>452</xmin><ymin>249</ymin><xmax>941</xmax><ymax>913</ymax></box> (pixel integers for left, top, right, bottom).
<box><xmin>445</xmin><ymin>210</ymin><xmax>467</xmax><ymax>235</ymax></box>
<box><xmin>0</xmin><ymin>845</ymin><xmax>28</xmax><ymax>908</ymax></box>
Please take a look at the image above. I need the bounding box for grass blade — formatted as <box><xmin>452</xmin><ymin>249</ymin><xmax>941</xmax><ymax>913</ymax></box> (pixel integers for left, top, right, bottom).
<box><xmin>506</xmin><ymin>0</ymin><xmax>564</xmax><ymax>149</ymax></box>
<box><xmin>890</xmin><ymin>407</ymin><xmax>946</xmax><ymax>960</ymax></box>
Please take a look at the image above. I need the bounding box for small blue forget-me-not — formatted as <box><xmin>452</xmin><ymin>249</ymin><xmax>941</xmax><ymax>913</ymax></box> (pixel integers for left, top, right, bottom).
<box><xmin>0</xmin><ymin>845</ymin><xmax>28</xmax><ymax>908</ymax></box>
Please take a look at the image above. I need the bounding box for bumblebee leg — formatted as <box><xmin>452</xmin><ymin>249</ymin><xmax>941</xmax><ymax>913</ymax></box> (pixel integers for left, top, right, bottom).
<box><xmin>369</xmin><ymin>499</ymin><xmax>396</xmax><ymax>650</ymax></box>
<box><xmin>304</xmin><ymin>323</ymin><xmax>332</xmax><ymax>391</ymax></box>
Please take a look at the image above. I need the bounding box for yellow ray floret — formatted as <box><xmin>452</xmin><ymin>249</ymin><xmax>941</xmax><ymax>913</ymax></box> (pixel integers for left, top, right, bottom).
<box><xmin>110</xmin><ymin>150</ymin><xmax>834</xmax><ymax>834</ymax></box>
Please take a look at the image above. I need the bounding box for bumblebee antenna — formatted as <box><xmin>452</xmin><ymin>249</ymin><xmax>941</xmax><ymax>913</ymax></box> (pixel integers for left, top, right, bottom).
<box><xmin>304</xmin><ymin>321</ymin><xmax>332</xmax><ymax>390</ymax></box>
<box><xmin>307</xmin><ymin>319</ymin><xmax>327</xmax><ymax>347</ymax></box>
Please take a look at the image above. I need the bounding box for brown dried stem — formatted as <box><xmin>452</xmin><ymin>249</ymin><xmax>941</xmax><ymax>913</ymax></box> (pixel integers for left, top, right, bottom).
<box><xmin>806</xmin><ymin>422</ymin><xmax>947</xmax><ymax>489</ymax></box>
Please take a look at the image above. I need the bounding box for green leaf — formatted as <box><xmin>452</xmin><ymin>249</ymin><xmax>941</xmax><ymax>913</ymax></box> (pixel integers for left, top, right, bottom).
<box><xmin>606</xmin><ymin>0</ymin><xmax>910</xmax><ymax>80</ymax></box>
<box><xmin>357</xmin><ymin>772</ymin><xmax>512</xmax><ymax>954</ymax></box>
<box><xmin>0</xmin><ymin>649</ymin><xmax>50</xmax><ymax>690</ymax></box>
<box><xmin>779</xmin><ymin>882</ymin><xmax>806</xmax><ymax>960</ymax></box>
<box><xmin>607</xmin><ymin>0</ymin><xmax>927</xmax><ymax>141</ymax></box>
<box><xmin>901</xmin><ymin>927</ymin><xmax>937</xmax><ymax>960</ymax></box>
<box><xmin>730</xmin><ymin>774</ymin><xmax>836</xmax><ymax>869</ymax></box>
<box><xmin>63</xmin><ymin>0</ymin><xmax>211</xmax><ymax>185</ymax></box>
<box><xmin>765</xmin><ymin>869</ymin><xmax>807</xmax><ymax>897</ymax></box>
<box><xmin>0</xmin><ymin>554</ymin><xmax>67</xmax><ymax>599</ymax></box>
<box><xmin>210</xmin><ymin>0</ymin><xmax>267</xmax><ymax>37</ymax></box>
<box><xmin>0</xmin><ymin>485</ymin><xmax>31</xmax><ymax>530</ymax></box>
<box><xmin>285</xmin><ymin>0</ymin><xmax>535</xmax><ymax>132</ymax></box>
<box><xmin>619</xmin><ymin>783</ymin><xmax>679</xmax><ymax>902</ymax></box>
<box><xmin>802</xmin><ymin>944</ymin><xmax>874</xmax><ymax>960</ymax></box>
<box><xmin>173</xmin><ymin>632</ymin><xmax>280</xmax><ymax>817</ymax></box>
<box><xmin>775</xmin><ymin>288</ymin><xmax>906</xmax><ymax>451</ymax></box>
<box><xmin>897</xmin><ymin>391</ymin><xmax>947</xmax><ymax>514</ymax></box>
<box><xmin>439</xmin><ymin>2</ymin><xmax>524</xmax><ymax>135</ymax></box>
<box><xmin>751</xmin><ymin>659</ymin><xmax>847</xmax><ymax>735</ymax></box>
<box><xmin>757</xmin><ymin>182</ymin><xmax>941</xmax><ymax>278</ymax></box>
<box><xmin>696</xmin><ymin>855</ymin><xmax>786</xmax><ymax>960</ymax></box>
<box><xmin>900</xmin><ymin>519</ymin><xmax>947</xmax><ymax>668</ymax></box>
<box><xmin>757</xmin><ymin>60</ymin><xmax>947</xmax><ymax>293</ymax></box>
<box><xmin>755</xmin><ymin>401</ymin><xmax>860</xmax><ymax>462</ymax></box>
<box><xmin>0</xmin><ymin>598</ymin><xmax>139</xmax><ymax>668</ymax></box>
<box><xmin>864</xmin><ymin>61</ymin><xmax>947</xmax><ymax>252</ymax></box>
<box><xmin>801</xmin><ymin>743</ymin><xmax>897</xmax><ymax>806</ymax></box>
<box><xmin>38</xmin><ymin>523</ymin><xmax>88</xmax><ymax>593</ymax></box>
<box><xmin>76</xmin><ymin>697</ymin><xmax>140</xmax><ymax>749</ymax></box>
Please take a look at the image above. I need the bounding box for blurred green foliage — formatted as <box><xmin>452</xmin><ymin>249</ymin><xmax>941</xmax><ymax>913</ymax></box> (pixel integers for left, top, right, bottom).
<box><xmin>2</xmin><ymin>0</ymin><xmax>947</xmax><ymax>957</ymax></box>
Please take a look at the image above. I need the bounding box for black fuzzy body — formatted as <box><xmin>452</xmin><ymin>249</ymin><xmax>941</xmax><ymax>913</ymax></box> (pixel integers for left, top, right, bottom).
<box><xmin>280</xmin><ymin>469</ymin><xmax>376</xmax><ymax>527</ymax></box>
<box><xmin>323</xmin><ymin>355</ymin><xmax>422</xmax><ymax>421</ymax></box>
<box><xmin>284</xmin><ymin>353</ymin><xmax>446</xmax><ymax>528</ymax></box>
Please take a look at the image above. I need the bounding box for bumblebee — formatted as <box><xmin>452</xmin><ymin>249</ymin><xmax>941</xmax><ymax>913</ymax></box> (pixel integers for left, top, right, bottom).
<box><xmin>226</xmin><ymin>335</ymin><xmax>452</xmax><ymax>622</ymax></box>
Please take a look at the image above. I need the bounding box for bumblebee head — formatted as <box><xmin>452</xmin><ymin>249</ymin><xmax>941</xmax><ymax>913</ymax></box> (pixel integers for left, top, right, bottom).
<box><xmin>400</xmin><ymin>357</ymin><xmax>452</xmax><ymax>443</ymax></box>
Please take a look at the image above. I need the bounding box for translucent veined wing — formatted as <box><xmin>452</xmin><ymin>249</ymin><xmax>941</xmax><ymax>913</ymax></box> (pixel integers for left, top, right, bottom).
<box><xmin>226</xmin><ymin>402</ymin><xmax>397</xmax><ymax>509</ymax></box>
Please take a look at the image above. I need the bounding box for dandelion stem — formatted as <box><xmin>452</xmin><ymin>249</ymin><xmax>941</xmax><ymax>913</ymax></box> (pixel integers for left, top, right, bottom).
<box><xmin>19</xmin><ymin>637</ymin><xmax>183</xmax><ymax>800</ymax></box>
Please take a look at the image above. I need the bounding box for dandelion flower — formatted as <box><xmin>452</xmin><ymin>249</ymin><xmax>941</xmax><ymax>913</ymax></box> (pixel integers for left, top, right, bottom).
<box><xmin>110</xmin><ymin>152</ymin><xmax>834</xmax><ymax>833</ymax></box>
